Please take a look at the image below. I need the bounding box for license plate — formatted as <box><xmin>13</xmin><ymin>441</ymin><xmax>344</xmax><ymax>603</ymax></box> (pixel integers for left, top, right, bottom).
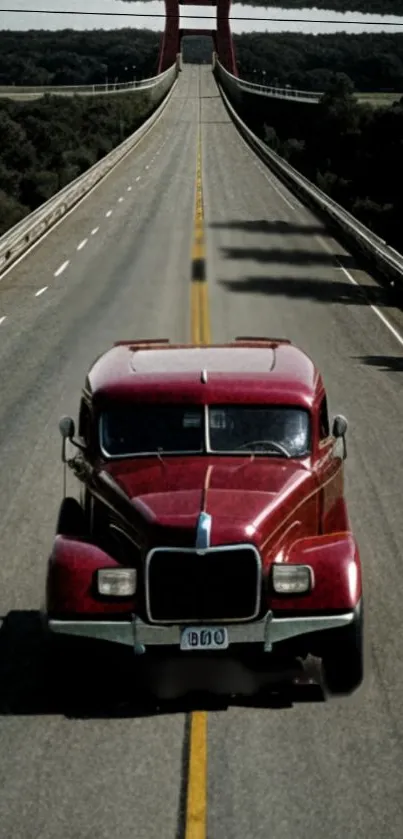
<box><xmin>180</xmin><ymin>626</ymin><xmax>229</xmax><ymax>651</ymax></box>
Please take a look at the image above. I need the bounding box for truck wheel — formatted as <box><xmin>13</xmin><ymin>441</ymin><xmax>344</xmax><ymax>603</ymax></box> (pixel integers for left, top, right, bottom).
<box><xmin>56</xmin><ymin>497</ymin><xmax>86</xmax><ymax>538</ymax></box>
<box><xmin>321</xmin><ymin>599</ymin><xmax>364</xmax><ymax>696</ymax></box>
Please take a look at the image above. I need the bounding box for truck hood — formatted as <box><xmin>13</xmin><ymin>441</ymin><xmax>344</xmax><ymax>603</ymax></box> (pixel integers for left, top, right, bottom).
<box><xmin>102</xmin><ymin>456</ymin><xmax>314</xmax><ymax>545</ymax></box>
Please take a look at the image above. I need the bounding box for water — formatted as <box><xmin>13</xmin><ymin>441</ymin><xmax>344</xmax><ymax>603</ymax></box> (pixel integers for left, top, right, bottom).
<box><xmin>1</xmin><ymin>0</ymin><xmax>403</xmax><ymax>34</ymax></box>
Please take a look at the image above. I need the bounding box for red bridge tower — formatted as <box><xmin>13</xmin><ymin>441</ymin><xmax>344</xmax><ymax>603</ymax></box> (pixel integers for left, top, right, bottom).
<box><xmin>158</xmin><ymin>0</ymin><xmax>237</xmax><ymax>76</ymax></box>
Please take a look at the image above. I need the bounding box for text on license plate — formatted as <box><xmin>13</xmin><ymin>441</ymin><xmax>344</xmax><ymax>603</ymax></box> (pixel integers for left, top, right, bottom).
<box><xmin>180</xmin><ymin>626</ymin><xmax>229</xmax><ymax>651</ymax></box>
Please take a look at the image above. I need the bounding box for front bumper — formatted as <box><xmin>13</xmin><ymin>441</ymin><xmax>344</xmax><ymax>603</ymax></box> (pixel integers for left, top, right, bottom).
<box><xmin>47</xmin><ymin>609</ymin><xmax>355</xmax><ymax>654</ymax></box>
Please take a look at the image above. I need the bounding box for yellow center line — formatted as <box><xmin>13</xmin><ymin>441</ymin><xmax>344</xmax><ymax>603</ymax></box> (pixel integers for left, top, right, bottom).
<box><xmin>185</xmin><ymin>128</ymin><xmax>209</xmax><ymax>839</ymax></box>
<box><xmin>185</xmin><ymin>711</ymin><xmax>207</xmax><ymax>839</ymax></box>
<box><xmin>190</xmin><ymin>131</ymin><xmax>211</xmax><ymax>347</ymax></box>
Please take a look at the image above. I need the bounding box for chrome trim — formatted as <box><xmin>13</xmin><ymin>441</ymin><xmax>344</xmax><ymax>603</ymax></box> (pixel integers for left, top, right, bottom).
<box><xmin>133</xmin><ymin>611</ymin><xmax>355</xmax><ymax>653</ymax></box>
<box><xmin>99</xmin><ymin>445</ymin><xmax>204</xmax><ymax>461</ymax></box>
<box><xmin>144</xmin><ymin>543</ymin><xmax>262</xmax><ymax>625</ymax></box>
<box><xmin>48</xmin><ymin>619</ymin><xmax>134</xmax><ymax>645</ymax></box>
<box><xmin>195</xmin><ymin>512</ymin><xmax>212</xmax><ymax>551</ymax></box>
<box><xmin>47</xmin><ymin>608</ymin><xmax>356</xmax><ymax>654</ymax></box>
<box><xmin>205</xmin><ymin>404</ymin><xmax>211</xmax><ymax>451</ymax></box>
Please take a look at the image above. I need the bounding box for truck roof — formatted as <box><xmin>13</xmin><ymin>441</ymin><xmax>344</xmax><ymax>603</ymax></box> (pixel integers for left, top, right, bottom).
<box><xmin>85</xmin><ymin>339</ymin><xmax>322</xmax><ymax>408</ymax></box>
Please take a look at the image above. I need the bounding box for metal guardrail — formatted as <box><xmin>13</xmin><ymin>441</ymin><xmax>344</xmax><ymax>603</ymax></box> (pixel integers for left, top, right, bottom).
<box><xmin>237</xmin><ymin>77</ymin><xmax>321</xmax><ymax>103</ymax></box>
<box><xmin>216</xmin><ymin>60</ymin><xmax>321</xmax><ymax>103</ymax></box>
<box><xmin>0</xmin><ymin>65</ymin><xmax>176</xmax><ymax>101</ymax></box>
<box><xmin>216</xmin><ymin>77</ymin><xmax>403</xmax><ymax>287</ymax></box>
<box><xmin>0</xmin><ymin>63</ymin><xmax>178</xmax><ymax>275</ymax></box>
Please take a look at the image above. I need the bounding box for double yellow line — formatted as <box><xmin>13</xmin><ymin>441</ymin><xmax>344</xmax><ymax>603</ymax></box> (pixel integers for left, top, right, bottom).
<box><xmin>190</xmin><ymin>132</ymin><xmax>211</xmax><ymax>346</ymax></box>
<box><xmin>184</xmin><ymin>130</ymin><xmax>210</xmax><ymax>839</ymax></box>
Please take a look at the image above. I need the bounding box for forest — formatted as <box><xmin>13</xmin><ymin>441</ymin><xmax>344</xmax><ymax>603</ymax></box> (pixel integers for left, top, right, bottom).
<box><xmin>123</xmin><ymin>0</ymin><xmax>403</xmax><ymax>14</ymax></box>
<box><xmin>230</xmin><ymin>0</ymin><xmax>403</xmax><ymax>13</ymax></box>
<box><xmin>258</xmin><ymin>74</ymin><xmax>403</xmax><ymax>252</ymax></box>
<box><xmin>0</xmin><ymin>90</ymin><xmax>154</xmax><ymax>236</ymax></box>
<box><xmin>0</xmin><ymin>27</ymin><xmax>402</xmax><ymax>250</ymax></box>
<box><xmin>232</xmin><ymin>32</ymin><xmax>403</xmax><ymax>91</ymax></box>
<box><xmin>1</xmin><ymin>29</ymin><xmax>403</xmax><ymax>92</ymax></box>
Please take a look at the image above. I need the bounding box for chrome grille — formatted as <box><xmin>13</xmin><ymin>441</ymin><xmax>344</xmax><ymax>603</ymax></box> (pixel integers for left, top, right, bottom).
<box><xmin>145</xmin><ymin>545</ymin><xmax>261</xmax><ymax>624</ymax></box>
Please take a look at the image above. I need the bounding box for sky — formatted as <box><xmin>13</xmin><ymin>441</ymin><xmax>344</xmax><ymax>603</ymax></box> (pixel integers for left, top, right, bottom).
<box><xmin>0</xmin><ymin>0</ymin><xmax>402</xmax><ymax>35</ymax></box>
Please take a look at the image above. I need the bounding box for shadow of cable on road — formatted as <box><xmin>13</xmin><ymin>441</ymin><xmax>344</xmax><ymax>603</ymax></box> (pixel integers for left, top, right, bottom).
<box><xmin>218</xmin><ymin>275</ymin><xmax>394</xmax><ymax>307</ymax></box>
<box><xmin>0</xmin><ymin>611</ymin><xmax>324</xmax><ymax>719</ymax></box>
<box><xmin>209</xmin><ymin>219</ymin><xmax>325</xmax><ymax>236</ymax></box>
<box><xmin>353</xmin><ymin>355</ymin><xmax>403</xmax><ymax>371</ymax></box>
<box><xmin>212</xmin><ymin>219</ymin><xmax>403</xmax><ymax>308</ymax></box>
<box><xmin>220</xmin><ymin>245</ymin><xmax>358</xmax><ymax>269</ymax></box>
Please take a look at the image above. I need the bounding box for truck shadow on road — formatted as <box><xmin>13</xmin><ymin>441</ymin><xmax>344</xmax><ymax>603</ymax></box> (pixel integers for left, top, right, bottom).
<box><xmin>0</xmin><ymin>611</ymin><xmax>325</xmax><ymax>718</ymax></box>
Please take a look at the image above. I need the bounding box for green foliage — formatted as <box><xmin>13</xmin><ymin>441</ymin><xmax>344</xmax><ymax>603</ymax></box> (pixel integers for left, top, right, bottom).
<box><xmin>233</xmin><ymin>32</ymin><xmax>403</xmax><ymax>93</ymax></box>
<box><xmin>0</xmin><ymin>188</ymin><xmax>29</xmax><ymax>232</ymax></box>
<box><xmin>0</xmin><ymin>90</ymin><xmax>153</xmax><ymax>236</ymax></box>
<box><xmin>0</xmin><ymin>28</ymin><xmax>161</xmax><ymax>86</ymax></box>
<box><xmin>260</xmin><ymin>82</ymin><xmax>403</xmax><ymax>251</ymax></box>
<box><xmin>231</xmin><ymin>0</ymin><xmax>403</xmax><ymax>11</ymax></box>
<box><xmin>1</xmin><ymin>29</ymin><xmax>403</xmax><ymax>94</ymax></box>
<box><xmin>1</xmin><ymin>26</ymin><xmax>403</xmax><ymax>250</ymax></box>
<box><xmin>121</xmin><ymin>0</ymin><xmax>403</xmax><ymax>11</ymax></box>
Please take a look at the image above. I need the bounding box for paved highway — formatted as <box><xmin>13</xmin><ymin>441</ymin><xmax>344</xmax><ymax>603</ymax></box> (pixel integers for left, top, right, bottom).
<box><xmin>1</xmin><ymin>63</ymin><xmax>403</xmax><ymax>839</ymax></box>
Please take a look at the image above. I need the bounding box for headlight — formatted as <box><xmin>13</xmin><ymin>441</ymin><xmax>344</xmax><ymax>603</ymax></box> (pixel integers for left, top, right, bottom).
<box><xmin>97</xmin><ymin>568</ymin><xmax>137</xmax><ymax>596</ymax></box>
<box><xmin>272</xmin><ymin>564</ymin><xmax>313</xmax><ymax>594</ymax></box>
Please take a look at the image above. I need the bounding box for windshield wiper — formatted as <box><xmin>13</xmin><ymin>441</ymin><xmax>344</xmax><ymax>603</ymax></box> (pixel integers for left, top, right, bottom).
<box><xmin>235</xmin><ymin>440</ymin><xmax>292</xmax><ymax>458</ymax></box>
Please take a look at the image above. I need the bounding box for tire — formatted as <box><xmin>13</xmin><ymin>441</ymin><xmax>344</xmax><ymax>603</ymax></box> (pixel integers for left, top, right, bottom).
<box><xmin>321</xmin><ymin>598</ymin><xmax>364</xmax><ymax>696</ymax></box>
<box><xmin>56</xmin><ymin>496</ymin><xmax>86</xmax><ymax>538</ymax></box>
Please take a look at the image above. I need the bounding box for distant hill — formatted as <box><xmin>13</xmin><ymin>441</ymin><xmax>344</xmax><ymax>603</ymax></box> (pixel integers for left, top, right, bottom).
<box><xmin>1</xmin><ymin>29</ymin><xmax>403</xmax><ymax>94</ymax></box>
<box><xmin>120</xmin><ymin>0</ymin><xmax>403</xmax><ymax>14</ymax></box>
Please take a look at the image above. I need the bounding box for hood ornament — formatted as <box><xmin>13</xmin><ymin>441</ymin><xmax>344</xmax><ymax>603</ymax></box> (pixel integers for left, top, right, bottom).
<box><xmin>195</xmin><ymin>512</ymin><xmax>212</xmax><ymax>552</ymax></box>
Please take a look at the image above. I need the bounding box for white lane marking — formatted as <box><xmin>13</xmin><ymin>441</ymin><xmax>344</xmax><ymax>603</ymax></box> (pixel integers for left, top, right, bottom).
<box><xmin>235</xmin><ymin>119</ymin><xmax>403</xmax><ymax>350</ymax></box>
<box><xmin>127</xmin><ymin>186</ymin><xmax>132</xmax><ymax>192</ymax></box>
<box><xmin>234</xmin><ymin>123</ymin><xmax>300</xmax><ymax>212</ymax></box>
<box><xmin>118</xmin><ymin>197</ymin><xmax>124</xmax><ymax>203</ymax></box>
<box><xmin>145</xmin><ymin>165</ymin><xmax>149</xmax><ymax>170</ymax></box>
<box><xmin>77</xmin><ymin>238</ymin><xmax>88</xmax><ymax>251</ymax></box>
<box><xmin>0</xmin><ymin>84</ymin><xmax>174</xmax><ymax>283</ymax></box>
<box><xmin>339</xmin><ymin>262</ymin><xmax>403</xmax><ymax>348</ymax></box>
<box><xmin>0</xmin><ymin>316</ymin><xmax>6</xmax><ymax>325</ymax></box>
<box><xmin>254</xmin><ymin>160</ymin><xmax>296</xmax><ymax>212</ymax></box>
<box><xmin>106</xmin><ymin>210</ymin><xmax>113</xmax><ymax>218</ymax></box>
<box><xmin>54</xmin><ymin>260</ymin><xmax>69</xmax><ymax>277</ymax></box>
<box><xmin>35</xmin><ymin>286</ymin><xmax>48</xmax><ymax>297</ymax></box>
<box><xmin>135</xmin><ymin>176</ymin><xmax>141</xmax><ymax>182</ymax></box>
<box><xmin>91</xmin><ymin>227</ymin><xmax>99</xmax><ymax>235</ymax></box>
<box><xmin>316</xmin><ymin>235</ymin><xmax>403</xmax><ymax>349</ymax></box>
<box><xmin>241</xmin><ymin>127</ymin><xmax>403</xmax><ymax>350</ymax></box>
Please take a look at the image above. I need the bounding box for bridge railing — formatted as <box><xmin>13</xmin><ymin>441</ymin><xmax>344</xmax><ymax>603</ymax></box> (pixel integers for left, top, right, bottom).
<box><xmin>236</xmin><ymin>77</ymin><xmax>321</xmax><ymax>102</ymax></box>
<box><xmin>214</xmin><ymin>58</ymin><xmax>321</xmax><ymax>103</ymax></box>
<box><xmin>0</xmin><ymin>63</ymin><xmax>178</xmax><ymax>100</ymax></box>
<box><xmin>214</xmin><ymin>66</ymin><xmax>403</xmax><ymax>288</ymax></box>
<box><xmin>0</xmin><ymin>62</ymin><xmax>179</xmax><ymax>275</ymax></box>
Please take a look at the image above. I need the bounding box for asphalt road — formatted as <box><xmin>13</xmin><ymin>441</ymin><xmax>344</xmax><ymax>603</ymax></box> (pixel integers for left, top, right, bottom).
<box><xmin>1</xmin><ymin>63</ymin><xmax>403</xmax><ymax>839</ymax></box>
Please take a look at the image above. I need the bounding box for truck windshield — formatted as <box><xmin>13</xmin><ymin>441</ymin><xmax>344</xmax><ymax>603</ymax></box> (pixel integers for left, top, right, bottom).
<box><xmin>100</xmin><ymin>404</ymin><xmax>310</xmax><ymax>458</ymax></box>
<box><xmin>100</xmin><ymin>405</ymin><xmax>204</xmax><ymax>456</ymax></box>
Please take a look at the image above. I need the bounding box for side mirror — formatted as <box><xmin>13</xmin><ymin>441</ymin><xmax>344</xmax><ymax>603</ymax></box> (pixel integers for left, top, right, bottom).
<box><xmin>59</xmin><ymin>415</ymin><xmax>85</xmax><ymax>463</ymax></box>
<box><xmin>332</xmin><ymin>414</ymin><xmax>348</xmax><ymax>459</ymax></box>
<box><xmin>332</xmin><ymin>414</ymin><xmax>348</xmax><ymax>439</ymax></box>
<box><xmin>59</xmin><ymin>415</ymin><xmax>75</xmax><ymax>440</ymax></box>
